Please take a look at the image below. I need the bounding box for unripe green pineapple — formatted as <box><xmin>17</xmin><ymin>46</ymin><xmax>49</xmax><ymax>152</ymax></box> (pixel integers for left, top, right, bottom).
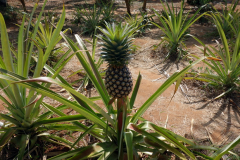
<box><xmin>98</xmin><ymin>23</ymin><xmax>135</xmax><ymax>98</ymax></box>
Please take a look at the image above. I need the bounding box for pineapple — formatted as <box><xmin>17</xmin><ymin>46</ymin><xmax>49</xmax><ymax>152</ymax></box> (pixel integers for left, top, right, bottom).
<box><xmin>98</xmin><ymin>23</ymin><xmax>135</xmax><ymax>98</ymax></box>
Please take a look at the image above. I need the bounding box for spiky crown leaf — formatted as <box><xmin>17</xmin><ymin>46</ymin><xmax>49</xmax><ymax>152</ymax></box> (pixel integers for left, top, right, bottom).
<box><xmin>98</xmin><ymin>22</ymin><xmax>136</xmax><ymax>66</ymax></box>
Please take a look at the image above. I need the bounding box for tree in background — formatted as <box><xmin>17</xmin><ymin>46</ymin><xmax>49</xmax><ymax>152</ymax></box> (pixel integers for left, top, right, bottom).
<box><xmin>125</xmin><ymin>0</ymin><xmax>131</xmax><ymax>15</ymax></box>
<box><xmin>0</xmin><ymin>0</ymin><xmax>26</xmax><ymax>12</ymax></box>
<box><xmin>95</xmin><ymin>0</ymin><xmax>147</xmax><ymax>16</ymax></box>
<box><xmin>142</xmin><ymin>0</ymin><xmax>147</xmax><ymax>12</ymax></box>
<box><xmin>19</xmin><ymin>0</ymin><xmax>27</xmax><ymax>12</ymax></box>
<box><xmin>125</xmin><ymin>0</ymin><xmax>148</xmax><ymax>16</ymax></box>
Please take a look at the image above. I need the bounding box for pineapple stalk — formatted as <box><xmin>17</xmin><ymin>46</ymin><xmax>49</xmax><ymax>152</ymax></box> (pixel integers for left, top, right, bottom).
<box><xmin>117</xmin><ymin>97</ymin><xmax>127</xmax><ymax>159</ymax></box>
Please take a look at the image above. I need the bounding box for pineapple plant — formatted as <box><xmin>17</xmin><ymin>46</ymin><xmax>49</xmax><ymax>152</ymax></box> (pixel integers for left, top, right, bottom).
<box><xmin>98</xmin><ymin>23</ymin><xmax>135</xmax><ymax>98</ymax></box>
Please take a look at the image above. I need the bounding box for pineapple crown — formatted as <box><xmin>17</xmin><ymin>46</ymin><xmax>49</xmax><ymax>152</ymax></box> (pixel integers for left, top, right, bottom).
<box><xmin>98</xmin><ymin>22</ymin><xmax>136</xmax><ymax>66</ymax></box>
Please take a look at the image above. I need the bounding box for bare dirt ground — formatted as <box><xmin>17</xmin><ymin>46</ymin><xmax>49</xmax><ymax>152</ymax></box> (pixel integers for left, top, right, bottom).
<box><xmin>2</xmin><ymin>0</ymin><xmax>240</xmax><ymax>155</ymax></box>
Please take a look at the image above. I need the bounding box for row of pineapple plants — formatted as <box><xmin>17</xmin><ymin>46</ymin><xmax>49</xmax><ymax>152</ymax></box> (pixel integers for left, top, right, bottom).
<box><xmin>0</xmin><ymin>0</ymin><xmax>240</xmax><ymax>159</ymax></box>
<box><xmin>152</xmin><ymin>0</ymin><xmax>240</xmax><ymax>98</ymax></box>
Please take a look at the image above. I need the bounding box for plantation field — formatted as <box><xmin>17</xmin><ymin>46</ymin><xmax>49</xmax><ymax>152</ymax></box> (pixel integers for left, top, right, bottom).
<box><xmin>1</xmin><ymin>0</ymin><xmax>240</xmax><ymax>159</ymax></box>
